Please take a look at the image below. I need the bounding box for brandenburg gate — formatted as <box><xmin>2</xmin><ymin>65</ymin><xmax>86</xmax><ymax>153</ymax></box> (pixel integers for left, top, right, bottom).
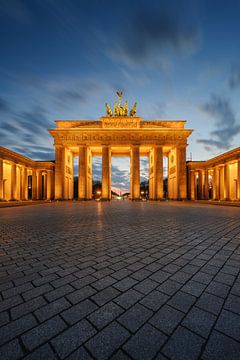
<box><xmin>49</xmin><ymin>93</ymin><xmax>193</xmax><ymax>201</ymax></box>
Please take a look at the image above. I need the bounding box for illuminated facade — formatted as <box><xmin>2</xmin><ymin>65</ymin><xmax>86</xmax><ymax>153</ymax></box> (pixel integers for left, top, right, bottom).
<box><xmin>187</xmin><ymin>147</ymin><xmax>240</xmax><ymax>201</ymax></box>
<box><xmin>49</xmin><ymin>116</ymin><xmax>192</xmax><ymax>200</ymax></box>
<box><xmin>0</xmin><ymin>146</ymin><xmax>54</xmax><ymax>201</ymax></box>
<box><xmin>1</xmin><ymin>96</ymin><xmax>240</xmax><ymax>202</ymax></box>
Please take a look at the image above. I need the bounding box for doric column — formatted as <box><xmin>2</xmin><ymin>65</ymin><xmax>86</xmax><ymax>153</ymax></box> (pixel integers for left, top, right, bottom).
<box><xmin>11</xmin><ymin>163</ymin><xmax>17</xmax><ymax>200</ymax></box>
<box><xmin>238</xmin><ymin>160</ymin><xmax>240</xmax><ymax>200</ymax></box>
<box><xmin>21</xmin><ymin>166</ymin><xmax>28</xmax><ymax>200</ymax></box>
<box><xmin>198</xmin><ymin>170</ymin><xmax>203</xmax><ymax>199</ymax></box>
<box><xmin>177</xmin><ymin>145</ymin><xmax>187</xmax><ymax>199</ymax></box>
<box><xmin>102</xmin><ymin>146</ymin><xmax>111</xmax><ymax>200</ymax></box>
<box><xmin>37</xmin><ymin>170</ymin><xmax>43</xmax><ymax>200</ymax></box>
<box><xmin>46</xmin><ymin>170</ymin><xmax>52</xmax><ymax>200</ymax></box>
<box><xmin>224</xmin><ymin>163</ymin><xmax>229</xmax><ymax>200</ymax></box>
<box><xmin>154</xmin><ymin>146</ymin><xmax>163</xmax><ymax>200</ymax></box>
<box><xmin>204</xmin><ymin>169</ymin><xmax>209</xmax><ymax>200</ymax></box>
<box><xmin>213</xmin><ymin>166</ymin><xmax>220</xmax><ymax>200</ymax></box>
<box><xmin>131</xmin><ymin>145</ymin><xmax>140</xmax><ymax>200</ymax></box>
<box><xmin>190</xmin><ymin>170</ymin><xmax>196</xmax><ymax>200</ymax></box>
<box><xmin>54</xmin><ymin>145</ymin><xmax>64</xmax><ymax>200</ymax></box>
<box><xmin>78</xmin><ymin>146</ymin><xmax>87</xmax><ymax>200</ymax></box>
<box><xmin>32</xmin><ymin>169</ymin><xmax>37</xmax><ymax>200</ymax></box>
<box><xmin>0</xmin><ymin>159</ymin><xmax>3</xmax><ymax>200</ymax></box>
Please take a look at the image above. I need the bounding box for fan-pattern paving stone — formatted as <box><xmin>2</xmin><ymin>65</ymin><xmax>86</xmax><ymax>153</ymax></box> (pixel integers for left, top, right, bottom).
<box><xmin>0</xmin><ymin>201</ymin><xmax>240</xmax><ymax>359</ymax></box>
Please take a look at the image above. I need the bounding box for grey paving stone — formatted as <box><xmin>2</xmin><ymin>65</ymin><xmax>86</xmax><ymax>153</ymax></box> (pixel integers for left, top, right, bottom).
<box><xmin>170</xmin><ymin>271</ymin><xmax>192</xmax><ymax>284</ymax></box>
<box><xmin>22</xmin><ymin>283</ymin><xmax>54</xmax><ymax>301</ymax></box>
<box><xmin>162</xmin><ymin>326</ymin><xmax>205</xmax><ymax>360</ymax></box>
<box><xmin>202</xmin><ymin>330</ymin><xmax>240</xmax><ymax>360</ymax></box>
<box><xmin>215</xmin><ymin>309</ymin><xmax>240</xmax><ymax>341</ymax></box>
<box><xmin>11</xmin><ymin>296</ymin><xmax>47</xmax><ymax>320</ymax></box>
<box><xmin>51</xmin><ymin>319</ymin><xmax>96</xmax><ymax>359</ymax></box>
<box><xmin>44</xmin><ymin>284</ymin><xmax>74</xmax><ymax>302</ymax></box>
<box><xmin>133</xmin><ymin>278</ymin><xmax>159</xmax><ymax>294</ymax></box>
<box><xmin>111</xmin><ymin>269</ymin><xmax>133</xmax><ymax>280</ymax></box>
<box><xmin>91</xmin><ymin>276</ymin><xmax>117</xmax><ymax>291</ymax></box>
<box><xmin>111</xmin><ymin>350</ymin><xmax>132</xmax><ymax>359</ymax></box>
<box><xmin>191</xmin><ymin>271</ymin><xmax>214</xmax><ymax>285</ymax></box>
<box><xmin>149</xmin><ymin>304</ymin><xmax>185</xmax><ymax>335</ymax></box>
<box><xmin>61</xmin><ymin>299</ymin><xmax>98</xmax><ymax>325</ymax></box>
<box><xmin>182</xmin><ymin>306</ymin><xmax>216</xmax><ymax>338</ymax></box>
<box><xmin>66</xmin><ymin>285</ymin><xmax>96</xmax><ymax>304</ymax></box>
<box><xmin>0</xmin><ymin>311</ymin><xmax>9</xmax><ymax>327</ymax></box>
<box><xmin>214</xmin><ymin>271</ymin><xmax>235</xmax><ymax>286</ymax></box>
<box><xmin>34</xmin><ymin>297</ymin><xmax>71</xmax><ymax>322</ymax></box>
<box><xmin>224</xmin><ymin>293</ymin><xmax>240</xmax><ymax>315</ymax></box>
<box><xmin>2</xmin><ymin>282</ymin><xmax>34</xmax><ymax>299</ymax></box>
<box><xmin>150</xmin><ymin>270</ymin><xmax>171</xmax><ymax>284</ymax></box>
<box><xmin>0</xmin><ymin>294</ymin><xmax>23</xmax><ymax>313</ymax></box>
<box><xmin>113</xmin><ymin>277</ymin><xmax>138</xmax><ymax>292</ymax></box>
<box><xmin>0</xmin><ymin>314</ymin><xmax>37</xmax><ymax>346</ymax></box>
<box><xmin>88</xmin><ymin>301</ymin><xmax>124</xmax><ymax>330</ymax></box>
<box><xmin>91</xmin><ymin>286</ymin><xmax>120</xmax><ymax>306</ymax></box>
<box><xmin>123</xmin><ymin>323</ymin><xmax>167</xmax><ymax>360</ymax></box>
<box><xmin>181</xmin><ymin>280</ymin><xmax>206</xmax><ymax>297</ymax></box>
<box><xmin>22</xmin><ymin>315</ymin><xmax>66</xmax><ymax>351</ymax></box>
<box><xmin>196</xmin><ymin>292</ymin><xmax>224</xmax><ymax>315</ymax></box>
<box><xmin>140</xmin><ymin>290</ymin><xmax>169</xmax><ymax>311</ymax></box>
<box><xmin>118</xmin><ymin>303</ymin><xmax>153</xmax><ymax>333</ymax></box>
<box><xmin>65</xmin><ymin>346</ymin><xmax>93</xmax><ymax>359</ymax></box>
<box><xmin>71</xmin><ymin>275</ymin><xmax>96</xmax><ymax>289</ymax></box>
<box><xmin>23</xmin><ymin>343</ymin><xmax>57</xmax><ymax>359</ymax></box>
<box><xmin>157</xmin><ymin>279</ymin><xmax>182</xmax><ymax>296</ymax></box>
<box><xmin>114</xmin><ymin>288</ymin><xmax>144</xmax><ymax>309</ymax></box>
<box><xmin>0</xmin><ymin>339</ymin><xmax>24</xmax><ymax>360</ymax></box>
<box><xmin>130</xmin><ymin>268</ymin><xmax>152</xmax><ymax>280</ymax></box>
<box><xmin>85</xmin><ymin>321</ymin><xmax>130</xmax><ymax>360</ymax></box>
<box><xmin>206</xmin><ymin>280</ymin><xmax>230</xmax><ymax>298</ymax></box>
<box><xmin>167</xmin><ymin>291</ymin><xmax>196</xmax><ymax>313</ymax></box>
<box><xmin>51</xmin><ymin>274</ymin><xmax>77</xmax><ymax>288</ymax></box>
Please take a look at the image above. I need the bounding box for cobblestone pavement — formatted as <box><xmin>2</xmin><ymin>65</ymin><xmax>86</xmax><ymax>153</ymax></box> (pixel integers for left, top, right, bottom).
<box><xmin>0</xmin><ymin>201</ymin><xmax>240</xmax><ymax>360</ymax></box>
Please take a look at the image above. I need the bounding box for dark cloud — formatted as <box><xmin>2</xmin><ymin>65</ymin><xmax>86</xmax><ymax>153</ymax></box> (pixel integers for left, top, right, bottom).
<box><xmin>198</xmin><ymin>94</ymin><xmax>240</xmax><ymax>150</ymax></box>
<box><xmin>229</xmin><ymin>64</ymin><xmax>240</xmax><ymax>89</ymax></box>
<box><xmin>116</xmin><ymin>9</ymin><xmax>199</xmax><ymax>65</ymax></box>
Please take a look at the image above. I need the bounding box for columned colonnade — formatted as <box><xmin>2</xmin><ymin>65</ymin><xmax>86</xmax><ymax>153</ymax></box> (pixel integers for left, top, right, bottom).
<box><xmin>0</xmin><ymin>147</ymin><xmax>54</xmax><ymax>201</ymax></box>
<box><xmin>54</xmin><ymin>143</ymin><xmax>187</xmax><ymax>201</ymax></box>
<box><xmin>187</xmin><ymin>149</ymin><xmax>240</xmax><ymax>201</ymax></box>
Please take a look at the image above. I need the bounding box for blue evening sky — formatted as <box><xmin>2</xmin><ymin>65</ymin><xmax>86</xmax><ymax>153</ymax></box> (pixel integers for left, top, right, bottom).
<box><xmin>1</xmin><ymin>0</ymin><xmax>240</xmax><ymax>191</ymax></box>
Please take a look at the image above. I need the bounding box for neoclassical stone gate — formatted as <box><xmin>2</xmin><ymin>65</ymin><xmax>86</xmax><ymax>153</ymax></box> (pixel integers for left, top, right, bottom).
<box><xmin>49</xmin><ymin>106</ymin><xmax>192</xmax><ymax>200</ymax></box>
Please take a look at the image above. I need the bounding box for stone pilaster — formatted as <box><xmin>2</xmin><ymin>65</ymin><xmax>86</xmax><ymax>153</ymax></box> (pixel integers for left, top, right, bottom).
<box><xmin>177</xmin><ymin>146</ymin><xmax>187</xmax><ymax>199</ymax></box>
<box><xmin>11</xmin><ymin>163</ymin><xmax>17</xmax><ymax>200</ymax></box>
<box><xmin>102</xmin><ymin>146</ymin><xmax>111</xmax><ymax>200</ymax></box>
<box><xmin>0</xmin><ymin>159</ymin><xmax>3</xmax><ymax>200</ymax></box>
<box><xmin>78</xmin><ymin>146</ymin><xmax>87</xmax><ymax>200</ymax></box>
<box><xmin>131</xmin><ymin>145</ymin><xmax>140</xmax><ymax>200</ymax></box>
